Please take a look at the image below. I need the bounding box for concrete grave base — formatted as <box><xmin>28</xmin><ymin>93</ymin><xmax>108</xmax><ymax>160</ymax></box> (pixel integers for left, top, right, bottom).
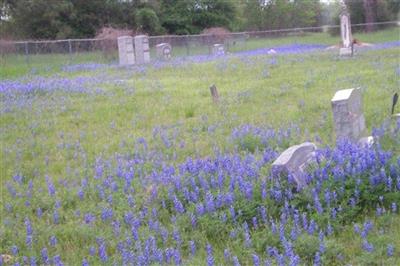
<box><xmin>339</xmin><ymin>47</ymin><xmax>353</xmax><ymax>56</ymax></box>
<box><xmin>358</xmin><ymin>136</ymin><xmax>374</xmax><ymax>147</ymax></box>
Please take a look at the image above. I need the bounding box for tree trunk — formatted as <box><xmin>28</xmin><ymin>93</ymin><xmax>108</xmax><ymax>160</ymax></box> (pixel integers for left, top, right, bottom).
<box><xmin>363</xmin><ymin>0</ymin><xmax>377</xmax><ymax>32</ymax></box>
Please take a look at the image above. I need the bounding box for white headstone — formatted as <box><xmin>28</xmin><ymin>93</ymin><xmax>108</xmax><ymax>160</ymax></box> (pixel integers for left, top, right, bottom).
<box><xmin>339</xmin><ymin>11</ymin><xmax>353</xmax><ymax>56</ymax></box>
<box><xmin>331</xmin><ymin>88</ymin><xmax>366</xmax><ymax>141</ymax></box>
<box><xmin>156</xmin><ymin>43</ymin><xmax>172</xmax><ymax>60</ymax></box>
<box><xmin>134</xmin><ymin>35</ymin><xmax>150</xmax><ymax>64</ymax></box>
<box><xmin>117</xmin><ymin>36</ymin><xmax>135</xmax><ymax>66</ymax></box>
<box><xmin>271</xmin><ymin>142</ymin><xmax>317</xmax><ymax>189</ymax></box>
<box><xmin>212</xmin><ymin>44</ymin><xmax>225</xmax><ymax>56</ymax></box>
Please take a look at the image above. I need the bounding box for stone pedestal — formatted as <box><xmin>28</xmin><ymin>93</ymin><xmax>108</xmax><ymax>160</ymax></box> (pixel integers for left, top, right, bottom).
<box><xmin>156</xmin><ymin>43</ymin><xmax>172</xmax><ymax>60</ymax></box>
<box><xmin>134</xmin><ymin>35</ymin><xmax>150</xmax><ymax>64</ymax></box>
<box><xmin>117</xmin><ymin>36</ymin><xmax>135</xmax><ymax>66</ymax></box>
<box><xmin>339</xmin><ymin>47</ymin><xmax>352</xmax><ymax>56</ymax></box>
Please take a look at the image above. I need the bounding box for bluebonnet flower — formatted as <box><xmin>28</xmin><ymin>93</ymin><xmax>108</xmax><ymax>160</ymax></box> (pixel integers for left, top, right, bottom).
<box><xmin>387</xmin><ymin>244</ymin><xmax>394</xmax><ymax>257</ymax></box>
<box><xmin>206</xmin><ymin>244</ymin><xmax>214</xmax><ymax>266</ymax></box>
<box><xmin>252</xmin><ymin>254</ymin><xmax>260</xmax><ymax>266</ymax></box>
<box><xmin>53</xmin><ymin>255</ymin><xmax>64</xmax><ymax>266</ymax></box>
<box><xmin>362</xmin><ymin>240</ymin><xmax>374</xmax><ymax>253</ymax></box>
<box><xmin>82</xmin><ymin>258</ymin><xmax>89</xmax><ymax>266</ymax></box>
<box><xmin>11</xmin><ymin>245</ymin><xmax>19</xmax><ymax>255</ymax></box>
<box><xmin>233</xmin><ymin>256</ymin><xmax>241</xmax><ymax>266</ymax></box>
<box><xmin>50</xmin><ymin>236</ymin><xmax>57</xmax><ymax>246</ymax></box>
<box><xmin>30</xmin><ymin>257</ymin><xmax>36</xmax><ymax>266</ymax></box>
<box><xmin>224</xmin><ymin>249</ymin><xmax>231</xmax><ymax>262</ymax></box>
<box><xmin>41</xmin><ymin>248</ymin><xmax>49</xmax><ymax>264</ymax></box>
<box><xmin>189</xmin><ymin>240</ymin><xmax>196</xmax><ymax>256</ymax></box>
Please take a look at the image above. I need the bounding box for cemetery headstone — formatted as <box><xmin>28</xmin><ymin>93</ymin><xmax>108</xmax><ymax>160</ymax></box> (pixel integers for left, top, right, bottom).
<box><xmin>117</xmin><ymin>36</ymin><xmax>135</xmax><ymax>66</ymax></box>
<box><xmin>271</xmin><ymin>142</ymin><xmax>317</xmax><ymax>189</ymax></box>
<box><xmin>156</xmin><ymin>43</ymin><xmax>172</xmax><ymax>60</ymax></box>
<box><xmin>331</xmin><ymin>88</ymin><xmax>373</xmax><ymax>146</ymax></box>
<box><xmin>212</xmin><ymin>44</ymin><xmax>225</xmax><ymax>56</ymax></box>
<box><xmin>134</xmin><ymin>35</ymin><xmax>150</xmax><ymax>64</ymax></box>
<box><xmin>209</xmin><ymin>84</ymin><xmax>219</xmax><ymax>103</ymax></box>
<box><xmin>339</xmin><ymin>9</ymin><xmax>353</xmax><ymax>56</ymax></box>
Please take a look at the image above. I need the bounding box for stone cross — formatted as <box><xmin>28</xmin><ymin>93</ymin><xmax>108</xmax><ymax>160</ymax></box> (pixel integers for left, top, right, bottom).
<box><xmin>271</xmin><ymin>142</ymin><xmax>317</xmax><ymax>189</ymax></box>
<box><xmin>331</xmin><ymin>88</ymin><xmax>366</xmax><ymax>141</ymax></box>
<box><xmin>339</xmin><ymin>10</ymin><xmax>353</xmax><ymax>56</ymax></box>
<box><xmin>134</xmin><ymin>35</ymin><xmax>150</xmax><ymax>64</ymax></box>
<box><xmin>156</xmin><ymin>43</ymin><xmax>172</xmax><ymax>60</ymax></box>
<box><xmin>117</xmin><ymin>36</ymin><xmax>135</xmax><ymax>66</ymax></box>
<box><xmin>212</xmin><ymin>44</ymin><xmax>225</xmax><ymax>56</ymax></box>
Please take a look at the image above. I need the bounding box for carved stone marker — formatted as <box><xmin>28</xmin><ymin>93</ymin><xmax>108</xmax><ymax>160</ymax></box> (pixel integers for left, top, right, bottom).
<box><xmin>156</xmin><ymin>43</ymin><xmax>172</xmax><ymax>60</ymax></box>
<box><xmin>339</xmin><ymin>10</ymin><xmax>353</xmax><ymax>56</ymax></box>
<box><xmin>331</xmin><ymin>88</ymin><xmax>366</xmax><ymax>141</ymax></box>
<box><xmin>212</xmin><ymin>44</ymin><xmax>225</xmax><ymax>56</ymax></box>
<box><xmin>271</xmin><ymin>142</ymin><xmax>317</xmax><ymax>189</ymax></box>
<box><xmin>117</xmin><ymin>36</ymin><xmax>135</xmax><ymax>66</ymax></box>
<box><xmin>209</xmin><ymin>84</ymin><xmax>219</xmax><ymax>103</ymax></box>
<box><xmin>134</xmin><ymin>35</ymin><xmax>150</xmax><ymax>64</ymax></box>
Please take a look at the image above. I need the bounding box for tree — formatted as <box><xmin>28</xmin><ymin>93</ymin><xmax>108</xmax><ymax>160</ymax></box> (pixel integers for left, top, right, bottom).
<box><xmin>136</xmin><ymin>7</ymin><xmax>163</xmax><ymax>35</ymax></box>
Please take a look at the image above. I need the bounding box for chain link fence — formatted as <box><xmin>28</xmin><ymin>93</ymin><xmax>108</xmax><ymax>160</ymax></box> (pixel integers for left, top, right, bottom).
<box><xmin>1</xmin><ymin>21</ymin><xmax>398</xmax><ymax>71</ymax></box>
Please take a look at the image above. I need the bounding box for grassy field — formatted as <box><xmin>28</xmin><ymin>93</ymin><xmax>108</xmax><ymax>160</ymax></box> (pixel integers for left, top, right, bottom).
<box><xmin>1</xmin><ymin>37</ymin><xmax>399</xmax><ymax>265</ymax></box>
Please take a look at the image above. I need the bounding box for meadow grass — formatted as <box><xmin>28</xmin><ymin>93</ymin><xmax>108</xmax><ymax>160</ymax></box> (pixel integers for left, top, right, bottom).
<box><xmin>1</xmin><ymin>42</ymin><xmax>399</xmax><ymax>265</ymax></box>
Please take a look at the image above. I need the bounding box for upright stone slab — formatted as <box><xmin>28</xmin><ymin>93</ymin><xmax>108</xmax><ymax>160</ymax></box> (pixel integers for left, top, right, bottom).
<box><xmin>339</xmin><ymin>10</ymin><xmax>353</xmax><ymax>56</ymax></box>
<box><xmin>331</xmin><ymin>88</ymin><xmax>366</xmax><ymax>141</ymax></box>
<box><xmin>134</xmin><ymin>35</ymin><xmax>150</xmax><ymax>64</ymax></box>
<box><xmin>117</xmin><ymin>36</ymin><xmax>135</xmax><ymax>66</ymax></box>
<box><xmin>156</xmin><ymin>43</ymin><xmax>172</xmax><ymax>60</ymax></box>
<box><xmin>271</xmin><ymin>142</ymin><xmax>317</xmax><ymax>189</ymax></box>
<box><xmin>212</xmin><ymin>44</ymin><xmax>225</xmax><ymax>56</ymax></box>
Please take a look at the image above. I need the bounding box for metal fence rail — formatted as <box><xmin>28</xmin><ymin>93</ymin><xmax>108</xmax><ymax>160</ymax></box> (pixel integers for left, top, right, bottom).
<box><xmin>1</xmin><ymin>21</ymin><xmax>398</xmax><ymax>68</ymax></box>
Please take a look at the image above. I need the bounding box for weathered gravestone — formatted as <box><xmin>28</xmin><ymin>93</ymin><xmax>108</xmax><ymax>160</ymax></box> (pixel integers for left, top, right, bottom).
<box><xmin>212</xmin><ymin>44</ymin><xmax>225</xmax><ymax>56</ymax></box>
<box><xmin>117</xmin><ymin>36</ymin><xmax>135</xmax><ymax>66</ymax></box>
<box><xmin>331</xmin><ymin>88</ymin><xmax>373</xmax><ymax>146</ymax></box>
<box><xmin>271</xmin><ymin>142</ymin><xmax>317</xmax><ymax>189</ymax></box>
<box><xmin>156</xmin><ymin>43</ymin><xmax>172</xmax><ymax>60</ymax></box>
<box><xmin>209</xmin><ymin>84</ymin><xmax>219</xmax><ymax>103</ymax></box>
<box><xmin>134</xmin><ymin>35</ymin><xmax>150</xmax><ymax>64</ymax></box>
<box><xmin>339</xmin><ymin>10</ymin><xmax>353</xmax><ymax>56</ymax></box>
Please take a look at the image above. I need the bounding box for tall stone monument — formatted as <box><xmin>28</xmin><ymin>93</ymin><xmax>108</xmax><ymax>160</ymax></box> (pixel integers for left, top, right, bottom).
<box><xmin>339</xmin><ymin>9</ymin><xmax>353</xmax><ymax>56</ymax></box>
<box><xmin>331</xmin><ymin>88</ymin><xmax>373</xmax><ymax>146</ymax></box>
<box><xmin>134</xmin><ymin>35</ymin><xmax>150</xmax><ymax>64</ymax></box>
<box><xmin>117</xmin><ymin>36</ymin><xmax>135</xmax><ymax>66</ymax></box>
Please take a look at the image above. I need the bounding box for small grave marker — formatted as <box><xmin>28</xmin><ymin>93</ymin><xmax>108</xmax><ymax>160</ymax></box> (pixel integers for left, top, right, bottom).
<box><xmin>209</xmin><ymin>84</ymin><xmax>219</xmax><ymax>103</ymax></box>
<box><xmin>117</xmin><ymin>36</ymin><xmax>135</xmax><ymax>66</ymax></box>
<box><xmin>212</xmin><ymin>44</ymin><xmax>225</xmax><ymax>56</ymax></box>
<box><xmin>156</xmin><ymin>43</ymin><xmax>172</xmax><ymax>60</ymax></box>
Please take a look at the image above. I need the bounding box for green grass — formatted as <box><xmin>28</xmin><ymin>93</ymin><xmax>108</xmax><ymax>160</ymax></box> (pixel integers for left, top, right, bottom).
<box><xmin>1</xmin><ymin>41</ymin><xmax>399</xmax><ymax>264</ymax></box>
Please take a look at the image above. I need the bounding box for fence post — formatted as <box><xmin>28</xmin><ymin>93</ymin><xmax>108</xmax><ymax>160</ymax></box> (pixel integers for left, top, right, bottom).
<box><xmin>24</xmin><ymin>42</ymin><xmax>29</xmax><ymax>65</ymax></box>
<box><xmin>185</xmin><ymin>35</ymin><xmax>190</xmax><ymax>56</ymax></box>
<box><xmin>68</xmin><ymin>39</ymin><xmax>72</xmax><ymax>64</ymax></box>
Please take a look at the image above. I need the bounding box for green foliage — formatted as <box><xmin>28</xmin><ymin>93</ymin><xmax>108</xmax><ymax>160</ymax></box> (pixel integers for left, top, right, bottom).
<box><xmin>136</xmin><ymin>7</ymin><xmax>164</xmax><ymax>35</ymax></box>
<box><xmin>294</xmin><ymin>234</ymin><xmax>320</xmax><ymax>262</ymax></box>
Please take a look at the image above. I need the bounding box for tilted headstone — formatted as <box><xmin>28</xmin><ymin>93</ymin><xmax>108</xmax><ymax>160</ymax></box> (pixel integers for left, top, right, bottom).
<box><xmin>271</xmin><ymin>142</ymin><xmax>317</xmax><ymax>189</ymax></box>
<box><xmin>331</xmin><ymin>88</ymin><xmax>366</xmax><ymax>141</ymax></box>
<box><xmin>209</xmin><ymin>84</ymin><xmax>219</xmax><ymax>103</ymax></box>
<box><xmin>134</xmin><ymin>35</ymin><xmax>150</xmax><ymax>64</ymax></box>
<box><xmin>117</xmin><ymin>36</ymin><xmax>135</xmax><ymax>66</ymax></box>
<box><xmin>212</xmin><ymin>44</ymin><xmax>225</xmax><ymax>56</ymax></box>
<box><xmin>339</xmin><ymin>10</ymin><xmax>353</xmax><ymax>56</ymax></box>
<box><xmin>156</xmin><ymin>43</ymin><xmax>172</xmax><ymax>60</ymax></box>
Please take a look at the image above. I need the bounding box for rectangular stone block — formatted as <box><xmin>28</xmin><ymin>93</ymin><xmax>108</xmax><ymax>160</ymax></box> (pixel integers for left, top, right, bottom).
<box><xmin>117</xmin><ymin>36</ymin><xmax>135</xmax><ymax>66</ymax></box>
<box><xmin>134</xmin><ymin>35</ymin><xmax>150</xmax><ymax>65</ymax></box>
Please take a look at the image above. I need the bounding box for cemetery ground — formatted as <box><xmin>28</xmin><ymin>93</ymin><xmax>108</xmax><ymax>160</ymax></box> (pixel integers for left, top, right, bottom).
<box><xmin>1</xmin><ymin>40</ymin><xmax>400</xmax><ymax>264</ymax></box>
